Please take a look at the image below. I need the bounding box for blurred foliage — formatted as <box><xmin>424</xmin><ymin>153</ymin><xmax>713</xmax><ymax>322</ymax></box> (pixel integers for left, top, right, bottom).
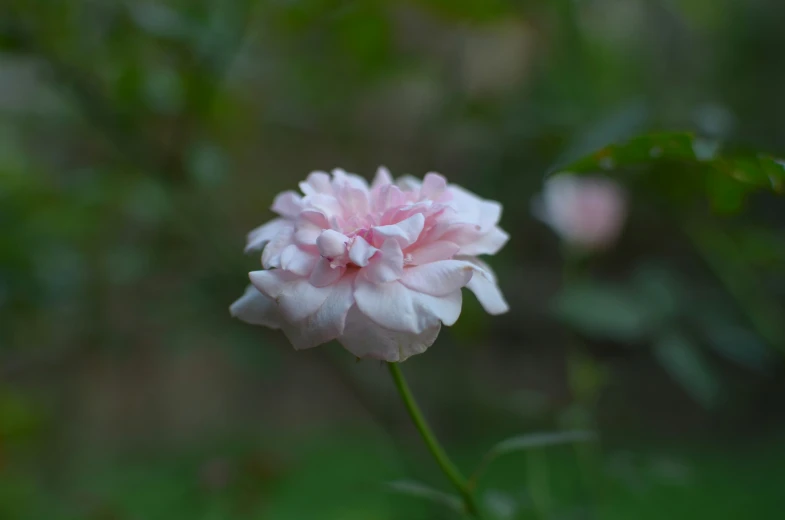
<box><xmin>2</xmin><ymin>0</ymin><xmax>785</xmax><ymax>518</ymax></box>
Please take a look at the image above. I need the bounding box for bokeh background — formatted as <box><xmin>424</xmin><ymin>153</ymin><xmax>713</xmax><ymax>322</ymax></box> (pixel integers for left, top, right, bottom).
<box><xmin>2</xmin><ymin>1</ymin><xmax>785</xmax><ymax>519</ymax></box>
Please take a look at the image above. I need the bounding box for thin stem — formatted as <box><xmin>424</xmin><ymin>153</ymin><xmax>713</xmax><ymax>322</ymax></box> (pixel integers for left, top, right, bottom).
<box><xmin>387</xmin><ymin>362</ymin><xmax>483</xmax><ymax>519</ymax></box>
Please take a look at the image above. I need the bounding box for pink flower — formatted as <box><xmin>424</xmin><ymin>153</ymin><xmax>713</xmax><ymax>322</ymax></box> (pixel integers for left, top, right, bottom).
<box><xmin>533</xmin><ymin>174</ymin><xmax>627</xmax><ymax>250</ymax></box>
<box><xmin>231</xmin><ymin>167</ymin><xmax>509</xmax><ymax>361</ymax></box>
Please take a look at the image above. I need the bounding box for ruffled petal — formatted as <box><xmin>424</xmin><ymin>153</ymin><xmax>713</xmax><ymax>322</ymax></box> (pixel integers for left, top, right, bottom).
<box><xmin>459</xmin><ymin>256</ymin><xmax>509</xmax><ymax>315</ymax></box>
<box><xmin>246</xmin><ymin>219</ymin><xmax>291</xmax><ymax>253</ymax></box>
<box><xmin>281</xmin><ymin>274</ymin><xmax>355</xmax><ymax>349</ymax></box>
<box><xmin>372</xmin><ymin>213</ymin><xmax>425</xmax><ymax>248</ymax></box>
<box><xmin>309</xmin><ymin>257</ymin><xmax>346</xmax><ymax>287</ymax></box>
<box><xmin>338</xmin><ymin>306</ymin><xmax>441</xmax><ymax>362</ymax></box>
<box><xmin>279</xmin><ymin>244</ymin><xmax>318</xmax><ymax>276</ymax></box>
<box><xmin>411</xmin><ymin>290</ymin><xmax>462</xmax><ymax>326</ymax></box>
<box><xmin>457</xmin><ymin>227</ymin><xmax>509</xmax><ymax>256</ymax></box>
<box><xmin>348</xmin><ymin>236</ymin><xmax>377</xmax><ymax>267</ymax></box>
<box><xmin>316</xmin><ymin>229</ymin><xmax>349</xmax><ymax>258</ymax></box>
<box><xmin>399</xmin><ymin>260</ymin><xmax>474</xmax><ymax>296</ymax></box>
<box><xmin>354</xmin><ymin>278</ymin><xmax>421</xmax><ymax>333</ymax></box>
<box><xmin>229</xmin><ymin>285</ymin><xmax>281</xmax><ymax>328</ymax></box>
<box><xmin>299</xmin><ymin>171</ymin><xmax>333</xmax><ymax>196</ymax></box>
<box><xmin>362</xmin><ymin>239</ymin><xmax>404</xmax><ymax>283</ymax></box>
<box><xmin>261</xmin><ymin>224</ymin><xmax>296</xmax><ymax>269</ymax></box>
<box><xmin>407</xmin><ymin>240</ymin><xmax>460</xmax><ymax>265</ymax></box>
<box><xmin>271</xmin><ymin>191</ymin><xmax>303</xmax><ymax>218</ymax></box>
<box><xmin>250</xmin><ymin>271</ymin><xmax>332</xmax><ymax>322</ymax></box>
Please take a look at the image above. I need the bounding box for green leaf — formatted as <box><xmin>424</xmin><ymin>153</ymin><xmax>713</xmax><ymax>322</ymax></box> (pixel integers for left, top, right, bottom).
<box><xmin>553</xmin><ymin>282</ymin><xmax>654</xmax><ymax>342</ymax></box>
<box><xmin>483</xmin><ymin>490</ymin><xmax>518</xmax><ymax>520</ymax></box>
<box><xmin>386</xmin><ymin>480</ymin><xmax>463</xmax><ymax>514</ymax></box>
<box><xmin>486</xmin><ymin>430</ymin><xmax>597</xmax><ymax>458</ymax></box>
<box><xmin>703</xmin><ymin>323</ymin><xmax>773</xmax><ymax>372</ymax></box>
<box><xmin>653</xmin><ymin>331</ymin><xmax>721</xmax><ymax>408</ymax></box>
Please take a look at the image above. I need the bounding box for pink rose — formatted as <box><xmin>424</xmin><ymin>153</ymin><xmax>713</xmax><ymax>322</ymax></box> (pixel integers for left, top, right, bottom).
<box><xmin>231</xmin><ymin>167</ymin><xmax>509</xmax><ymax>361</ymax></box>
<box><xmin>533</xmin><ymin>174</ymin><xmax>627</xmax><ymax>250</ymax></box>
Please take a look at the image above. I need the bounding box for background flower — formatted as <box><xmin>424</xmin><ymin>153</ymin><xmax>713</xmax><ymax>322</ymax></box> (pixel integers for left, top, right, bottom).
<box><xmin>231</xmin><ymin>168</ymin><xmax>509</xmax><ymax>361</ymax></box>
<box><xmin>533</xmin><ymin>174</ymin><xmax>627</xmax><ymax>251</ymax></box>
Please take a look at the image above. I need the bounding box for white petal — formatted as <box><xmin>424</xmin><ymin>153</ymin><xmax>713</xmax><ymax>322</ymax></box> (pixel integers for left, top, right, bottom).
<box><xmin>316</xmin><ymin>229</ymin><xmax>349</xmax><ymax>258</ymax></box>
<box><xmin>407</xmin><ymin>240</ymin><xmax>460</xmax><ymax>265</ymax></box>
<box><xmin>399</xmin><ymin>260</ymin><xmax>474</xmax><ymax>296</ymax></box>
<box><xmin>457</xmin><ymin>227</ymin><xmax>509</xmax><ymax>256</ymax></box>
<box><xmin>279</xmin><ymin>244</ymin><xmax>319</xmax><ymax>276</ymax></box>
<box><xmin>420</xmin><ymin>172</ymin><xmax>447</xmax><ymax>199</ymax></box>
<box><xmin>281</xmin><ymin>274</ymin><xmax>355</xmax><ymax>349</ymax></box>
<box><xmin>354</xmin><ymin>278</ymin><xmax>421</xmax><ymax>333</ymax></box>
<box><xmin>412</xmin><ymin>290</ymin><xmax>463</xmax><ymax>326</ymax></box>
<box><xmin>271</xmin><ymin>191</ymin><xmax>303</xmax><ymax>218</ymax></box>
<box><xmin>261</xmin><ymin>224</ymin><xmax>295</xmax><ymax>268</ymax></box>
<box><xmin>338</xmin><ymin>306</ymin><xmax>441</xmax><ymax>362</ymax></box>
<box><xmin>309</xmin><ymin>257</ymin><xmax>345</xmax><ymax>287</ymax></box>
<box><xmin>371</xmin><ymin>166</ymin><xmax>393</xmax><ymax>189</ymax></box>
<box><xmin>299</xmin><ymin>171</ymin><xmax>332</xmax><ymax>196</ymax></box>
<box><xmin>229</xmin><ymin>285</ymin><xmax>281</xmax><ymax>328</ymax></box>
<box><xmin>245</xmin><ymin>219</ymin><xmax>291</xmax><ymax>253</ymax></box>
<box><xmin>250</xmin><ymin>271</ymin><xmax>332</xmax><ymax>322</ymax></box>
<box><xmin>459</xmin><ymin>256</ymin><xmax>509</xmax><ymax>315</ymax></box>
<box><xmin>372</xmin><ymin>213</ymin><xmax>425</xmax><ymax>248</ymax></box>
<box><xmin>362</xmin><ymin>239</ymin><xmax>404</xmax><ymax>283</ymax></box>
<box><xmin>348</xmin><ymin>236</ymin><xmax>377</xmax><ymax>267</ymax></box>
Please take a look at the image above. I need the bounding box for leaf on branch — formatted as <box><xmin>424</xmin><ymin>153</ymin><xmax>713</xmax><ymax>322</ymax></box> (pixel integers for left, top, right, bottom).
<box><xmin>386</xmin><ymin>480</ymin><xmax>464</xmax><ymax>514</ymax></box>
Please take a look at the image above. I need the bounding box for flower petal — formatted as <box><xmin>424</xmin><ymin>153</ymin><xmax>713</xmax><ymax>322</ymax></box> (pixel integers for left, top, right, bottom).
<box><xmin>372</xmin><ymin>213</ymin><xmax>425</xmax><ymax>248</ymax></box>
<box><xmin>348</xmin><ymin>236</ymin><xmax>377</xmax><ymax>267</ymax></box>
<box><xmin>261</xmin><ymin>224</ymin><xmax>296</xmax><ymax>268</ymax></box>
<box><xmin>250</xmin><ymin>271</ymin><xmax>332</xmax><ymax>322</ymax></box>
<box><xmin>281</xmin><ymin>274</ymin><xmax>355</xmax><ymax>349</ymax></box>
<box><xmin>338</xmin><ymin>306</ymin><xmax>441</xmax><ymax>362</ymax></box>
<box><xmin>407</xmin><ymin>240</ymin><xmax>460</xmax><ymax>265</ymax></box>
<box><xmin>309</xmin><ymin>257</ymin><xmax>346</xmax><ymax>287</ymax></box>
<box><xmin>458</xmin><ymin>227</ymin><xmax>509</xmax><ymax>256</ymax></box>
<box><xmin>246</xmin><ymin>219</ymin><xmax>291</xmax><ymax>253</ymax></box>
<box><xmin>362</xmin><ymin>239</ymin><xmax>404</xmax><ymax>283</ymax></box>
<box><xmin>354</xmin><ymin>278</ymin><xmax>421</xmax><ymax>333</ymax></box>
<box><xmin>459</xmin><ymin>256</ymin><xmax>509</xmax><ymax>315</ymax></box>
<box><xmin>420</xmin><ymin>172</ymin><xmax>447</xmax><ymax>200</ymax></box>
<box><xmin>229</xmin><ymin>285</ymin><xmax>281</xmax><ymax>328</ymax></box>
<box><xmin>279</xmin><ymin>244</ymin><xmax>318</xmax><ymax>276</ymax></box>
<box><xmin>371</xmin><ymin>166</ymin><xmax>393</xmax><ymax>190</ymax></box>
<box><xmin>316</xmin><ymin>229</ymin><xmax>349</xmax><ymax>258</ymax></box>
<box><xmin>299</xmin><ymin>171</ymin><xmax>332</xmax><ymax>196</ymax></box>
<box><xmin>412</xmin><ymin>290</ymin><xmax>463</xmax><ymax>326</ymax></box>
<box><xmin>399</xmin><ymin>260</ymin><xmax>474</xmax><ymax>296</ymax></box>
<box><xmin>271</xmin><ymin>191</ymin><xmax>303</xmax><ymax>218</ymax></box>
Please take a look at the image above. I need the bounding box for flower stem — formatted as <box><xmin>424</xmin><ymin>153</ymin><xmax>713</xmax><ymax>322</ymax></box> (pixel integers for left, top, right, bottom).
<box><xmin>387</xmin><ymin>362</ymin><xmax>483</xmax><ymax>519</ymax></box>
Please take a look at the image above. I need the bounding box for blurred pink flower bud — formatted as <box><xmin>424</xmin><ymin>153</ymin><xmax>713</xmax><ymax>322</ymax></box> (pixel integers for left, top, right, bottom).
<box><xmin>231</xmin><ymin>167</ymin><xmax>509</xmax><ymax>362</ymax></box>
<box><xmin>533</xmin><ymin>174</ymin><xmax>627</xmax><ymax>250</ymax></box>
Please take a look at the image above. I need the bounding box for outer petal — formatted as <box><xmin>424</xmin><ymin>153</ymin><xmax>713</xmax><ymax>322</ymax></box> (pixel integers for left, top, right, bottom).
<box><xmin>420</xmin><ymin>173</ymin><xmax>448</xmax><ymax>200</ymax></box>
<box><xmin>371</xmin><ymin>166</ymin><xmax>393</xmax><ymax>190</ymax></box>
<box><xmin>229</xmin><ymin>285</ymin><xmax>281</xmax><ymax>328</ymax></box>
<box><xmin>246</xmin><ymin>219</ymin><xmax>291</xmax><ymax>253</ymax></box>
<box><xmin>354</xmin><ymin>278</ymin><xmax>421</xmax><ymax>333</ymax></box>
<box><xmin>458</xmin><ymin>256</ymin><xmax>509</xmax><ymax>315</ymax></box>
<box><xmin>299</xmin><ymin>171</ymin><xmax>333</xmax><ymax>196</ymax></box>
<box><xmin>457</xmin><ymin>227</ymin><xmax>509</xmax><ymax>256</ymax></box>
<box><xmin>262</xmin><ymin>224</ymin><xmax>296</xmax><ymax>268</ymax></box>
<box><xmin>250</xmin><ymin>271</ymin><xmax>332</xmax><ymax>322</ymax></box>
<box><xmin>281</xmin><ymin>274</ymin><xmax>355</xmax><ymax>349</ymax></box>
<box><xmin>280</xmin><ymin>244</ymin><xmax>318</xmax><ymax>276</ymax></box>
<box><xmin>412</xmin><ymin>290</ymin><xmax>463</xmax><ymax>326</ymax></box>
<box><xmin>399</xmin><ymin>260</ymin><xmax>474</xmax><ymax>296</ymax></box>
<box><xmin>338</xmin><ymin>306</ymin><xmax>441</xmax><ymax>362</ymax></box>
<box><xmin>271</xmin><ymin>191</ymin><xmax>303</xmax><ymax>218</ymax></box>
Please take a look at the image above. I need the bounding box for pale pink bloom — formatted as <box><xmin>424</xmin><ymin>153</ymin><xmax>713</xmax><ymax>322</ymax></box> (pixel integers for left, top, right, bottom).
<box><xmin>231</xmin><ymin>167</ymin><xmax>509</xmax><ymax>361</ymax></box>
<box><xmin>533</xmin><ymin>174</ymin><xmax>627</xmax><ymax>250</ymax></box>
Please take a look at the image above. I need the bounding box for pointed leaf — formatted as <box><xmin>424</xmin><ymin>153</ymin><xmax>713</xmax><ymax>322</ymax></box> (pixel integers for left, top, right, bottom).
<box><xmin>386</xmin><ymin>480</ymin><xmax>464</xmax><ymax>514</ymax></box>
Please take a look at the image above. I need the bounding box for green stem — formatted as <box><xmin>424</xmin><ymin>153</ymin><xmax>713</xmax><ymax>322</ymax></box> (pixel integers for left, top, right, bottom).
<box><xmin>387</xmin><ymin>362</ymin><xmax>483</xmax><ymax>519</ymax></box>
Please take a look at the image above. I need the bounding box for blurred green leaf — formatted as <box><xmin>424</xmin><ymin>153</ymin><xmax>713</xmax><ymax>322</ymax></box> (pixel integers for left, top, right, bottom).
<box><xmin>482</xmin><ymin>489</ymin><xmax>518</xmax><ymax>520</ymax></box>
<box><xmin>553</xmin><ymin>282</ymin><xmax>653</xmax><ymax>342</ymax></box>
<box><xmin>653</xmin><ymin>331</ymin><xmax>721</xmax><ymax>408</ymax></box>
<box><xmin>386</xmin><ymin>480</ymin><xmax>463</xmax><ymax>514</ymax></box>
<box><xmin>484</xmin><ymin>431</ymin><xmax>597</xmax><ymax>458</ymax></box>
<box><xmin>703</xmin><ymin>323</ymin><xmax>773</xmax><ymax>372</ymax></box>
